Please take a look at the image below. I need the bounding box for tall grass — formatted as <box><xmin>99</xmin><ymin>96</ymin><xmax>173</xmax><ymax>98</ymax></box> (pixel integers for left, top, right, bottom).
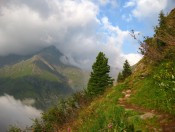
<box><xmin>129</xmin><ymin>60</ymin><xmax>175</xmax><ymax>114</ymax></box>
<box><xmin>71</xmin><ymin>83</ymin><xmax>145</xmax><ymax>132</ymax></box>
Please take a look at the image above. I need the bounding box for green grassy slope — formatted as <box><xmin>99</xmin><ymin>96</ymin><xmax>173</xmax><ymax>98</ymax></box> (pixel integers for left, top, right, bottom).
<box><xmin>71</xmin><ymin>84</ymin><xmax>137</xmax><ymax>131</ymax></box>
<box><xmin>60</xmin><ymin>60</ymin><xmax>175</xmax><ymax>131</ymax></box>
<box><xmin>57</xmin><ymin>8</ymin><xmax>175</xmax><ymax>131</ymax></box>
<box><xmin>128</xmin><ymin>59</ymin><xmax>175</xmax><ymax>114</ymax></box>
<box><xmin>70</xmin><ymin>84</ymin><xmax>160</xmax><ymax>131</ymax></box>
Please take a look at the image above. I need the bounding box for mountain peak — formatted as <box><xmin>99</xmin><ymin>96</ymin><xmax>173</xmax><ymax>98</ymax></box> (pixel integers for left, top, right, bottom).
<box><xmin>37</xmin><ymin>45</ymin><xmax>64</xmax><ymax>66</ymax></box>
<box><xmin>39</xmin><ymin>45</ymin><xmax>63</xmax><ymax>56</ymax></box>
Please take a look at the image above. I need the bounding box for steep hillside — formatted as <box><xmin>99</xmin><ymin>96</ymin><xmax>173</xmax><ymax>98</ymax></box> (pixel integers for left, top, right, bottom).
<box><xmin>29</xmin><ymin>9</ymin><xmax>175</xmax><ymax>131</ymax></box>
<box><xmin>0</xmin><ymin>46</ymin><xmax>87</xmax><ymax>109</ymax></box>
<box><xmin>70</xmin><ymin>8</ymin><xmax>175</xmax><ymax>131</ymax></box>
<box><xmin>69</xmin><ymin>8</ymin><xmax>175</xmax><ymax>131</ymax></box>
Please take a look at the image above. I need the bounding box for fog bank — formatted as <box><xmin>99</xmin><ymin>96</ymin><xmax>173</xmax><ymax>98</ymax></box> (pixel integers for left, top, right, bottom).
<box><xmin>0</xmin><ymin>95</ymin><xmax>42</xmax><ymax>131</ymax></box>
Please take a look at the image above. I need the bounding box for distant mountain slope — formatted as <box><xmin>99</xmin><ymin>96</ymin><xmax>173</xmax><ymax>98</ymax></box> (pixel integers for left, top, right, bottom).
<box><xmin>0</xmin><ymin>46</ymin><xmax>87</xmax><ymax>109</ymax></box>
<box><xmin>0</xmin><ymin>54</ymin><xmax>32</xmax><ymax>68</ymax></box>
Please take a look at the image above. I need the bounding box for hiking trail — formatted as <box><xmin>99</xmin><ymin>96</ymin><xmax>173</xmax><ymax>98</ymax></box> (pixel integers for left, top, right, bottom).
<box><xmin>118</xmin><ymin>89</ymin><xmax>175</xmax><ymax>132</ymax></box>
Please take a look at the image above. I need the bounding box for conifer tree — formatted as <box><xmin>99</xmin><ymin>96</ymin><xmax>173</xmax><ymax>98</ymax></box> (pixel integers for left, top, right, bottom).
<box><xmin>87</xmin><ymin>52</ymin><xmax>113</xmax><ymax>96</ymax></box>
<box><xmin>156</xmin><ymin>11</ymin><xmax>167</xmax><ymax>47</ymax></box>
<box><xmin>155</xmin><ymin>11</ymin><xmax>166</xmax><ymax>33</ymax></box>
<box><xmin>158</xmin><ymin>11</ymin><xmax>166</xmax><ymax>29</ymax></box>
<box><xmin>117</xmin><ymin>72</ymin><xmax>123</xmax><ymax>82</ymax></box>
<box><xmin>122</xmin><ymin>60</ymin><xmax>132</xmax><ymax>79</ymax></box>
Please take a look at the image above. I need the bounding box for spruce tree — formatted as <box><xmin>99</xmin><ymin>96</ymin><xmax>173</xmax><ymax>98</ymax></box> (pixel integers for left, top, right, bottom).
<box><xmin>156</xmin><ymin>11</ymin><xmax>167</xmax><ymax>47</ymax></box>
<box><xmin>155</xmin><ymin>11</ymin><xmax>166</xmax><ymax>32</ymax></box>
<box><xmin>158</xmin><ymin>11</ymin><xmax>166</xmax><ymax>28</ymax></box>
<box><xmin>117</xmin><ymin>72</ymin><xmax>123</xmax><ymax>82</ymax></box>
<box><xmin>122</xmin><ymin>60</ymin><xmax>132</xmax><ymax>79</ymax></box>
<box><xmin>87</xmin><ymin>52</ymin><xmax>113</xmax><ymax>96</ymax></box>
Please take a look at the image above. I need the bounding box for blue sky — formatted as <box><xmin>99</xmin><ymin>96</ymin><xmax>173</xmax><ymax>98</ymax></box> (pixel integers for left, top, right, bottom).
<box><xmin>96</xmin><ymin>0</ymin><xmax>175</xmax><ymax>54</ymax></box>
<box><xmin>0</xmin><ymin>0</ymin><xmax>175</xmax><ymax>71</ymax></box>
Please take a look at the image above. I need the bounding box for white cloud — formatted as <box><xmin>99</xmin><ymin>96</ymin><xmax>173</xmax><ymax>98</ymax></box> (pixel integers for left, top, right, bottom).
<box><xmin>100</xmin><ymin>17</ymin><xmax>131</xmax><ymax>74</ymax></box>
<box><xmin>0</xmin><ymin>95</ymin><xmax>41</xmax><ymax>131</ymax></box>
<box><xmin>123</xmin><ymin>0</ymin><xmax>136</xmax><ymax>8</ymax></box>
<box><xmin>123</xmin><ymin>53</ymin><xmax>143</xmax><ymax>66</ymax></box>
<box><xmin>132</xmin><ymin>0</ymin><xmax>167</xmax><ymax>19</ymax></box>
<box><xmin>0</xmin><ymin>1</ymin><xmax>99</xmax><ymax>58</ymax></box>
<box><xmin>123</xmin><ymin>0</ymin><xmax>175</xmax><ymax>25</ymax></box>
<box><xmin>101</xmin><ymin>17</ymin><xmax>129</xmax><ymax>46</ymax></box>
<box><xmin>98</xmin><ymin>0</ymin><xmax>118</xmax><ymax>7</ymax></box>
<box><xmin>128</xmin><ymin>0</ymin><xmax>175</xmax><ymax>32</ymax></box>
<box><xmin>122</xmin><ymin>14</ymin><xmax>132</xmax><ymax>22</ymax></box>
<box><xmin>0</xmin><ymin>0</ymin><xmax>174</xmax><ymax>78</ymax></box>
<box><xmin>0</xmin><ymin>0</ymin><xmax>138</xmax><ymax>75</ymax></box>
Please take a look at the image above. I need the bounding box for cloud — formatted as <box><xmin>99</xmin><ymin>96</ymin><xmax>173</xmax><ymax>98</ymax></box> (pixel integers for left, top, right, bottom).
<box><xmin>0</xmin><ymin>0</ymin><xmax>174</xmax><ymax>85</ymax></box>
<box><xmin>0</xmin><ymin>0</ymin><xmax>129</xmax><ymax>71</ymax></box>
<box><xmin>0</xmin><ymin>0</ymin><xmax>99</xmax><ymax>55</ymax></box>
<box><xmin>0</xmin><ymin>0</ymin><xmax>52</xmax><ymax>18</ymax></box>
<box><xmin>122</xmin><ymin>14</ymin><xmax>132</xmax><ymax>22</ymax></box>
<box><xmin>132</xmin><ymin>0</ymin><xmax>167</xmax><ymax>19</ymax></box>
<box><xmin>131</xmin><ymin>0</ymin><xmax>175</xmax><ymax>19</ymax></box>
<box><xmin>100</xmin><ymin>17</ymin><xmax>130</xmax><ymax>62</ymax></box>
<box><xmin>98</xmin><ymin>0</ymin><xmax>118</xmax><ymax>7</ymax></box>
<box><xmin>123</xmin><ymin>0</ymin><xmax>136</xmax><ymax>8</ymax></box>
<box><xmin>123</xmin><ymin>53</ymin><xmax>143</xmax><ymax>66</ymax></box>
<box><xmin>127</xmin><ymin>0</ymin><xmax>175</xmax><ymax>34</ymax></box>
<box><xmin>101</xmin><ymin>17</ymin><xmax>129</xmax><ymax>46</ymax></box>
<box><xmin>0</xmin><ymin>5</ymin><xmax>51</xmax><ymax>55</ymax></box>
<box><xmin>0</xmin><ymin>0</ymin><xmax>98</xmax><ymax>61</ymax></box>
<box><xmin>0</xmin><ymin>0</ymin><xmax>144</xmax><ymax>77</ymax></box>
<box><xmin>0</xmin><ymin>95</ymin><xmax>41</xmax><ymax>131</ymax></box>
<box><xmin>0</xmin><ymin>0</ymin><xmax>174</xmax><ymax>73</ymax></box>
<box><xmin>123</xmin><ymin>0</ymin><xmax>175</xmax><ymax>24</ymax></box>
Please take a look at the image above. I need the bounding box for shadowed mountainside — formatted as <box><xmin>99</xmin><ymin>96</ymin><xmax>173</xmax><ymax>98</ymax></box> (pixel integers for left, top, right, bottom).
<box><xmin>0</xmin><ymin>46</ymin><xmax>88</xmax><ymax>109</ymax></box>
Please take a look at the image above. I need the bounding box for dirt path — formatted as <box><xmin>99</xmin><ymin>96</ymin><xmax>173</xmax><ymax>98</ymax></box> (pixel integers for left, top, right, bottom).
<box><xmin>118</xmin><ymin>89</ymin><xmax>175</xmax><ymax>132</ymax></box>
